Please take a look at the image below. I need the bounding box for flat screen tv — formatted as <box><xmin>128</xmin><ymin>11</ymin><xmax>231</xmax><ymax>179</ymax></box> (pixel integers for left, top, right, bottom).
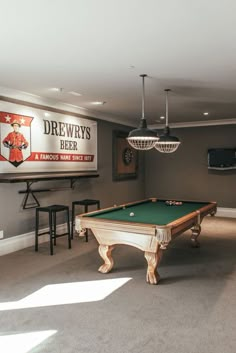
<box><xmin>208</xmin><ymin>148</ymin><xmax>236</xmax><ymax>169</ymax></box>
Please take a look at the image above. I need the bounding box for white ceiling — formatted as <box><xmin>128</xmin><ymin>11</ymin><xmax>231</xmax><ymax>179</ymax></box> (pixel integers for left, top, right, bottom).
<box><xmin>1</xmin><ymin>0</ymin><xmax>236</xmax><ymax>127</ymax></box>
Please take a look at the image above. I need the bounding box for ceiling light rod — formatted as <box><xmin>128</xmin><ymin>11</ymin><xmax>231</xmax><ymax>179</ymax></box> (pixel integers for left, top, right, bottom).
<box><xmin>165</xmin><ymin>88</ymin><xmax>170</xmax><ymax>128</ymax></box>
<box><xmin>141</xmin><ymin>74</ymin><xmax>146</xmax><ymax>120</ymax></box>
<box><xmin>127</xmin><ymin>74</ymin><xmax>159</xmax><ymax>151</ymax></box>
<box><xmin>154</xmin><ymin>88</ymin><xmax>181</xmax><ymax>153</ymax></box>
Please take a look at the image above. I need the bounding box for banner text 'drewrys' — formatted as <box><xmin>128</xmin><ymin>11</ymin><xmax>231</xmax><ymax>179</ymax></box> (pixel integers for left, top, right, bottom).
<box><xmin>43</xmin><ymin>120</ymin><xmax>91</xmax><ymax>139</ymax></box>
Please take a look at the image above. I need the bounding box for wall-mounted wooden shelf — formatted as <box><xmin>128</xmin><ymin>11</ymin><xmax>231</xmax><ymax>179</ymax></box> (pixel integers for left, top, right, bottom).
<box><xmin>0</xmin><ymin>171</ymin><xmax>99</xmax><ymax>209</ymax></box>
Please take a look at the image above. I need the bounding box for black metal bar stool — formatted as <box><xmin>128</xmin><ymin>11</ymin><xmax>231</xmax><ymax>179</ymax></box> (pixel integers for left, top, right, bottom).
<box><xmin>35</xmin><ymin>204</ymin><xmax>71</xmax><ymax>255</ymax></box>
<box><xmin>71</xmin><ymin>199</ymin><xmax>100</xmax><ymax>241</ymax></box>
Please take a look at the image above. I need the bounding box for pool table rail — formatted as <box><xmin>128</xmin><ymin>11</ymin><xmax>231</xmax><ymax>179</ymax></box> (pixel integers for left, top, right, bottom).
<box><xmin>168</xmin><ymin>201</ymin><xmax>217</xmax><ymax>237</ymax></box>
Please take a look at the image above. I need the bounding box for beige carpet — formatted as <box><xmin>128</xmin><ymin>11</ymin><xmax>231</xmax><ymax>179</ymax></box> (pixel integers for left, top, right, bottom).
<box><xmin>0</xmin><ymin>216</ymin><xmax>236</xmax><ymax>353</ymax></box>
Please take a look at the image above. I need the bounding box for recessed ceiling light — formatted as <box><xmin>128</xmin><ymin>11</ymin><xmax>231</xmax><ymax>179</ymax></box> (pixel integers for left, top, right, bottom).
<box><xmin>91</xmin><ymin>101</ymin><xmax>106</xmax><ymax>105</ymax></box>
<box><xmin>203</xmin><ymin>112</ymin><xmax>209</xmax><ymax>116</ymax></box>
<box><xmin>50</xmin><ymin>88</ymin><xmax>64</xmax><ymax>92</ymax></box>
<box><xmin>68</xmin><ymin>91</ymin><xmax>82</xmax><ymax>97</ymax></box>
<box><xmin>160</xmin><ymin>116</ymin><xmax>165</xmax><ymax>120</ymax></box>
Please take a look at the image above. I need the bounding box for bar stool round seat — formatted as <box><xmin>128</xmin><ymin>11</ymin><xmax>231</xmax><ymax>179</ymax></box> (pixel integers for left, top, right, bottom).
<box><xmin>71</xmin><ymin>199</ymin><xmax>100</xmax><ymax>241</ymax></box>
<box><xmin>35</xmin><ymin>204</ymin><xmax>71</xmax><ymax>255</ymax></box>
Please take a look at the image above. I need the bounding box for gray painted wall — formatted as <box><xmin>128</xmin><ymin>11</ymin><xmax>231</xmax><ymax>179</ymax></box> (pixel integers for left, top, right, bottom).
<box><xmin>145</xmin><ymin>125</ymin><xmax>236</xmax><ymax>208</ymax></box>
<box><xmin>1</xmin><ymin>122</ymin><xmax>235</xmax><ymax>240</ymax></box>
<box><xmin>0</xmin><ymin>120</ymin><xmax>145</xmax><ymax>239</ymax></box>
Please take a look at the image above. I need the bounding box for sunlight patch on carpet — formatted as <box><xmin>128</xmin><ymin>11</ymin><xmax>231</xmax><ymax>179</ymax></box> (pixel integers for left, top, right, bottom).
<box><xmin>0</xmin><ymin>330</ymin><xmax>57</xmax><ymax>353</ymax></box>
<box><xmin>0</xmin><ymin>277</ymin><xmax>132</xmax><ymax>311</ymax></box>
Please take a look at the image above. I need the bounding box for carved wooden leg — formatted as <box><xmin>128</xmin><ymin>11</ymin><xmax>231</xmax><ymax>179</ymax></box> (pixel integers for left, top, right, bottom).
<box><xmin>191</xmin><ymin>224</ymin><xmax>201</xmax><ymax>248</ymax></box>
<box><xmin>98</xmin><ymin>245</ymin><xmax>115</xmax><ymax>273</ymax></box>
<box><xmin>144</xmin><ymin>248</ymin><xmax>163</xmax><ymax>285</ymax></box>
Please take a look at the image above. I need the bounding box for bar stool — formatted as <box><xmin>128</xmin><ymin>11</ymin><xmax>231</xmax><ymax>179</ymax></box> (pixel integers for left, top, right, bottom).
<box><xmin>35</xmin><ymin>204</ymin><xmax>71</xmax><ymax>255</ymax></box>
<box><xmin>71</xmin><ymin>199</ymin><xmax>100</xmax><ymax>241</ymax></box>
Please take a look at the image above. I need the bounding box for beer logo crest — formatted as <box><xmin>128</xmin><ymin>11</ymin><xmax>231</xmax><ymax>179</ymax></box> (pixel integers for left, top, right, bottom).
<box><xmin>0</xmin><ymin>112</ymin><xmax>33</xmax><ymax>167</ymax></box>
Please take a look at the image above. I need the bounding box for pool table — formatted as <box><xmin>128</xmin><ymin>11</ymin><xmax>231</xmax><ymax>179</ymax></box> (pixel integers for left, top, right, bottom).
<box><xmin>75</xmin><ymin>198</ymin><xmax>217</xmax><ymax>284</ymax></box>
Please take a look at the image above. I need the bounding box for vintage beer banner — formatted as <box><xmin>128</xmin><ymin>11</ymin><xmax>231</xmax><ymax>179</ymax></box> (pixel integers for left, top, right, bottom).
<box><xmin>0</xmin><ymin>101</ymin><xmax>97</xmax><ymax>173</ymax></box>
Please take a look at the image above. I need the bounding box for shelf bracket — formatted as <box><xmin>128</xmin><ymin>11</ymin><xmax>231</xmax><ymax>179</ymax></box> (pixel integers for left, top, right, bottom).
<box><xmin>20</xmin><ymin>181</ymin><xmax>40</xmax><ymax>209</ymax></box>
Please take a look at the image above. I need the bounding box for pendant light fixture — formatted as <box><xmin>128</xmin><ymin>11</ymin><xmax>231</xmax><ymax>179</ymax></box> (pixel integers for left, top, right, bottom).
<box><xmin>127</xmin><ymin>74</ymin><xmax>159</xmax><ymax>150</ymax></box>
<box><xmin>154</xmin><ymin>89</ymin><xmax>181</xmax><ymax>153</ymax></box>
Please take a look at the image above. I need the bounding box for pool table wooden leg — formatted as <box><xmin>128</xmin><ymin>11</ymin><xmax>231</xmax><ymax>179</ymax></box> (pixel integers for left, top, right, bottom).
<box><xmin>98</xmin><ymin>244</ymin><xmax>115</xmax><ymax>273</ymax></box>
<box><xmin>191</xmin><ymin>224</ymin><xmax>201</xmax><ymax>248</ymax></box>
<box><xmin>144</xmin><ymin>248</ymin><xmax>163</xmax><ymax>285</ymax></box>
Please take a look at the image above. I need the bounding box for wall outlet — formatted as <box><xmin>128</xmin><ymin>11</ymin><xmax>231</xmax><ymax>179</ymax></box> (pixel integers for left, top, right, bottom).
<box><xmin>0</xmin><ymin>230</ymin><xmax>4</xmax><ymax>239</ymax></box>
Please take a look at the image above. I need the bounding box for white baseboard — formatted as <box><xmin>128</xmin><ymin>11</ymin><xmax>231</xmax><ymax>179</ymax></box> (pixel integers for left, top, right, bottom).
<box><xmin>0</xmin><ymin>223</ymin><xmax>68</xmax><ymax>256</ymax></box>
<box><xmin>0</xmin><ymin>207</ymin><xmax>235</xmax><ymax>256</ymax></box>
<box><xmin>216</xmin><ymin>207</ymin><xmax>236</xmax><ymax>218</ymax></box>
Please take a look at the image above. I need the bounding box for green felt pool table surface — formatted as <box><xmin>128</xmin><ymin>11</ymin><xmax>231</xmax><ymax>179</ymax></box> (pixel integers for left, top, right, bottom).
<box><xmin>86</xmin><ymin>199</ymin><xmax>210</xmax><ymax>225</ymax></box>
